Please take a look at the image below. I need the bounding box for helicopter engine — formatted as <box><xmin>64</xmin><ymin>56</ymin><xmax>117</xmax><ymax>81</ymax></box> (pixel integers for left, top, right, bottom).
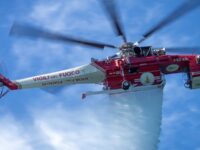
<box><xmin>133</xmin><ymin>46</ymin><xmax>142</xmax><ymax>57</ymax></box>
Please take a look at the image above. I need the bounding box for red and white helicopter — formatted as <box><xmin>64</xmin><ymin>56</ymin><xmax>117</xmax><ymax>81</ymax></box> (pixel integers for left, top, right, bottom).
<box><xmin>0</xmin><ymin>0</ymin><xmax>200</xmax><ymax>99</ymax></box>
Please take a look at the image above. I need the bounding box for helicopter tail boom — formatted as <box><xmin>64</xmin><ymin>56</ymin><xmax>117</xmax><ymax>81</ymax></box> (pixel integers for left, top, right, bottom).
<box><xmin>2</xmin><ymin>64</ymin><xmax>105</xmax><ymax>90</ymax></box>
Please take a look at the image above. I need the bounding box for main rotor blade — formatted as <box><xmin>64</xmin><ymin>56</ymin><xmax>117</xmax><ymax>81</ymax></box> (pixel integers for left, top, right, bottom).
<box><xmin>138</xmin><ymin>0</ymin><xmax>200</xmax><ymax>44</ymax></box>
<box><xmin>10</xmin><ymin>23</ymin><xmax>117</xmax><ymax>49</ymax></box>
<box><xmin>165</xmin><ymin>47</ymin><xmax>200</xmax><ymax>54</ymax></box>
<box><xmin>153</xmin><ymin>47</ymin><xmax>200</xmax><ymax>54</ymax></box>
<box><xmin>101</xmin><ymin>0</ymin><xmax>127</xmax><ymax>42</ymax></box>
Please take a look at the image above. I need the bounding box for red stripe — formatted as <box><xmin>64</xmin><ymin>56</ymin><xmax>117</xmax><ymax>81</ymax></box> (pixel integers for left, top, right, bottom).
<box><xmin>0</xmin><ymin>74</ymin><xmax>18</xmax><ymax>90</ymax></box>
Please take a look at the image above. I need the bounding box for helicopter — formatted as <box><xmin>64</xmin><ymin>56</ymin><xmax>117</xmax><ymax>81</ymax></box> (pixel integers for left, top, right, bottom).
<box><xmin>0</xmin><ymin>0</ymin><xmax>200</xmax><ymax>99</ymax></box>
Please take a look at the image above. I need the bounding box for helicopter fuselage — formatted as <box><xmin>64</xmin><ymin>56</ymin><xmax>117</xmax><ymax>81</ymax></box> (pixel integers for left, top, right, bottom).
<box><xmin>93</xmin><ymin>54</ymin><xmax>200</xmax><ymax>90</ymax></box>
<box><xmin>0</xmin><ymin>53</ymin><xmax>200</xmax><ymax>99</ymax></box>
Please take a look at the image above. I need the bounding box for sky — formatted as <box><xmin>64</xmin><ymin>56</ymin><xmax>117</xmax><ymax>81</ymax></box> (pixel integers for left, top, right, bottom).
<box><xmin>0</xmin><ymin>0</ymin><xmax>200</xmax><ymax>150</ymax></box>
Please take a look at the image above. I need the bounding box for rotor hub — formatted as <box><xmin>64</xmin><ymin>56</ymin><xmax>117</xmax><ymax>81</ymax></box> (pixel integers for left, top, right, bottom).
<box><xmin>120</xmin><ymin>42</ymin><xmax>142</xmax><ymax>57</ymax></box>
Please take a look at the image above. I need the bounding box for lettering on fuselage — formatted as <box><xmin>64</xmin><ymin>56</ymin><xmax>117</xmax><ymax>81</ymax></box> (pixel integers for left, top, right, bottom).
<box><xmin>41</xmin><ymin>77</ymin><xmax>89</xmax><ymax>87</ymax></box>
<box><xmin>42</xmin><ymin>81</ymin><xmax>63</xmax><ymax>86</ymax></box>
<box><xmin>33</xmin><ymin>70</ymin><xmax>80</xmax><ymax>82</ymax></box>
<box><xmin>33</xmin><ymin>76</ymin><xmax>51</xmax><ymax>81</ymax></box>
<box><xmin>75</xmin><ymin>77</ymin><xmax>88</xmax><ymax>81</ymax></box>
<box><xmin>64</xmin><ymin>77</ymin><xmax>89</xmax><ymax>83</ymax></box>
<box><xmin>173</xmin><ymin>58</ymin><xmax>188</xmax><ymax>62</ymax></box>
<box><xmin>59</xmin><ymin>70</ymin><xmax>80</xmax><ymax>78</ymax></box>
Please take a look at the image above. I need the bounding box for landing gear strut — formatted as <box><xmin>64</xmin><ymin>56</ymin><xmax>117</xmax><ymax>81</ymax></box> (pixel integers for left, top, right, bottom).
<box><xmin>122</xmin><ymin>81</ymin><xmax>130</xmax><ymax>90</ymax></box>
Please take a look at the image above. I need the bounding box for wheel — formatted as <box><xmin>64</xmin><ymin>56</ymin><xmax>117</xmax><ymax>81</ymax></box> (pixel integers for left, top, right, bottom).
<box><xmin>122</xmin><ymin>81</ymin><xmax>130</xmax><ymax>90</ymax></box>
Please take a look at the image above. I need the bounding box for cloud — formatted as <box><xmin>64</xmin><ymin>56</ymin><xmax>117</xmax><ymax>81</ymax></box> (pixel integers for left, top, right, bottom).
<box><xmin>11</xmin><ymin>0</ymin><xmax>117</xmax><ymax>77</ymax></box>
<box><xmin>0</xmin><ymin>114</ymin><xmax>33</xmax><ymax>150</ymax></box>
<box><xmin>159</xmin><ymin>74</ymin><xmax>200</xmax><ymax>149</ymax></box>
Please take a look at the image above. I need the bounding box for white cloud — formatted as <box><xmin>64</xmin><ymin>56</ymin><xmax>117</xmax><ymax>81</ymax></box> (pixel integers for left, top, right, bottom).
<box><xmin>11</xmin><ymin>0</ymin><xmax>115</xmax><ymax>76</ymax></box>
<box><xmin>162</xmin><ymin>112</ymin><xmax>186</xmax><ymax>126</ymax></box>
<box><xmin>0</xmin><ymin>115</ymin><xmax>33</xmax><ymax>150</ymax></box>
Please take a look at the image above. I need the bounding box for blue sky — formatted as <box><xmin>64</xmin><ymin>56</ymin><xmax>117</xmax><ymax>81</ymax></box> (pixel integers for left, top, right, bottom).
<box><xmin>0</xmin><ymin>0</ymin><xmax>200</xmax><ymax>150</ymax></box>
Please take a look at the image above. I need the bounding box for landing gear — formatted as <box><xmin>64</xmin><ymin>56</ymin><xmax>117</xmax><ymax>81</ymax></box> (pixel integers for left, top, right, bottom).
<box><xmin>122</xmin><ymin>81</ymin><xmax>130</xmax><ymax>90</ymax></box>
<box><xmin>184</xmin><ymin>79</ymin><xmax>191</xmax><ymax>89</ymax></box>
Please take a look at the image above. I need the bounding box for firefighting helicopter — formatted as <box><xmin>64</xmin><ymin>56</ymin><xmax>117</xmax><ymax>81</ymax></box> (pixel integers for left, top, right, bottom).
<box><xmin>0</xmin><ymin>0</ymin><xmax>200</xmax><ymax>99</ymax></box>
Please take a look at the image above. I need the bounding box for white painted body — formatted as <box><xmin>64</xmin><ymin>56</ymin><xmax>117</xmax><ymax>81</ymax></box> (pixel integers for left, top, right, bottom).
<box><xmin>14</xmin><ymin>64</ymin><xmax>105</xmax><ymax>89</ymax></box>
